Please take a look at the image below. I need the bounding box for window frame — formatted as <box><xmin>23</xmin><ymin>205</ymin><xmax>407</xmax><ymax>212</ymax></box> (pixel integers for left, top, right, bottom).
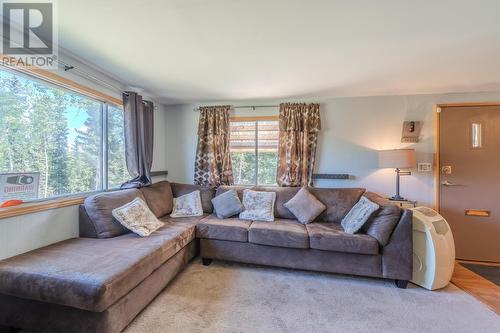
<box><xmin>229</xmin><ymin>115</ymin><xmax>279</xmax><ymax>186</ymax></box>
<box><xmin>0</xmin><ymin>65</ymin><xmax>127</xmax><ymax>217</ymax></box>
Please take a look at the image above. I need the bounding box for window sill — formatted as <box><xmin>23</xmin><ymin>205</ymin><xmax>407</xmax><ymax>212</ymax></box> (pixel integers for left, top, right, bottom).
<box><xmin>0</xmin><ymin>196</ymin><xmax>85</xmax><ymax>220</ymax></box>
<box><xmin>0</xmin><ymin>190</ymin><xmax>120</xmax><ymax>220</ymax></box>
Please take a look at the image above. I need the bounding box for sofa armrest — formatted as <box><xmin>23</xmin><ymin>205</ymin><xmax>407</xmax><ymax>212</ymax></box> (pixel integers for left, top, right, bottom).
<box><xmin>381</xmin><ymin>209</ymin><xmax>413</xmax><ymax>280</ymax></box>
<box><xmin>78</xmin><ymin>205</ymin><xmax>98</xmax><ymax>238</ymax></box>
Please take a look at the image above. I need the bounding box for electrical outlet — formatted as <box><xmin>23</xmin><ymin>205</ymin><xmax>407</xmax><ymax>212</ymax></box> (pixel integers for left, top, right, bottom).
<box><xmin>418</xmin><ymin>163</ymin><xmax>432</xmax><ymax>172</ymax></box>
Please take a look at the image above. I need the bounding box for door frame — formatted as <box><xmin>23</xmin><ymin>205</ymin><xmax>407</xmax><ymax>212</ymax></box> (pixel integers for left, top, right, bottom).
<box><xmin>434</xmin><ymin>102</ymin><xmax>500</xmax><ymax>212</ymax></box>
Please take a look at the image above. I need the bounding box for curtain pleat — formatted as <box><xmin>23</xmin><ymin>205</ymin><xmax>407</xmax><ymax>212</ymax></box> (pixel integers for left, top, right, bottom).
<box><xmin>276</xmin><ymin>103</ymin><xmax>321</xmax><ymax>187</ymax></box>
<box><xmin>121</xmin><ymin>92</ymin><xmax>154</xmax><ymax>189</ymax></box>
<box><xmin>194</xmin><ymin>105</ymin><xmax>234</xmax><ymax>187</ymax></box>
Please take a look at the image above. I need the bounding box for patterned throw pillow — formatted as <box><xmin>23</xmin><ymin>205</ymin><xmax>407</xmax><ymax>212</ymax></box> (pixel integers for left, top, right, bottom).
<box><xmin>212</xmin><ymin>189</ymin><xmax>244</xmax><ymax>219</ymax></box>
<box><xmin>284</xmin><ymin>187</ymin><xmax>326</xmax><ymax>224</ymax></box>
<box><xmin>239</xmin><ymin>189</ymin><xmax>276</xmax><ymax>222</ymax></box>
<box><xmin>170</xmin><ymin>190</ymin><xmax>204</xmax><ymax>218</ymax></box>
<box><xmin>341</xmin><ymin>196</ymin><xmax>380</xmax><ymax>234</ymax></box>
<box><xmin>112</xmin><ymin>197</ymin><xmax>164</xmax><ymax>237</ymax></box>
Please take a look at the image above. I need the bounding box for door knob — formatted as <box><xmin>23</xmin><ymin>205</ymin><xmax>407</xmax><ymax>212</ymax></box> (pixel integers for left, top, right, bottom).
<box><xmin>441</xmin><ymin>166</ymin><xmax>452</xmax><ymax>175</ymax></box>
<box><xmin>441</xmin><ymin>180</ymin><xmax>463</xmax><ymax>186</ymax></box>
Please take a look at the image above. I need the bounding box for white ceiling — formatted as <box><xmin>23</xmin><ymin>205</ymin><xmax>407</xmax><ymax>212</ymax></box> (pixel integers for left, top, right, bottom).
<box><xmin>58</xmin><ymin>0</ymin><xmax>500</xmax><ymax>104</ymax></box>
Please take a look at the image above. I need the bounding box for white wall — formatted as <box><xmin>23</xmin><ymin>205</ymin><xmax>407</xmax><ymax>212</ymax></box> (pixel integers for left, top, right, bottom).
<box><xmin>0</xmin><ymin>53</ymin><xmax>168</xmax><ymax>259</ymax></box>
<box><xmin>151</xmin><ymin>104</ymin><xmax>169</xmax><ymax>174</ymax></box>
<box><xmin>0</xmin><ymin>207</ymin><xmax>79</xmax><ymax>260</ymax></box>
<box><xmin>163</xmin><ymin>91</ymin><xmax>500</xmax><ymax>207</ymax></box>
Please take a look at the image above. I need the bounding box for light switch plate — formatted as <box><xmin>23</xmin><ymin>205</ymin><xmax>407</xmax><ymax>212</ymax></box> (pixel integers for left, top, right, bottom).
<box><xmin>418</xmin><ymin>163</ymin><xmax>432</xmax><ymax>172</ymax></box>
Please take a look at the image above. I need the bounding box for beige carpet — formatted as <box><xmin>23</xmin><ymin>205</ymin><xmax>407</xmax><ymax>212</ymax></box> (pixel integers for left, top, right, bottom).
<box><xmin>124</xmin><ymin>259</ymin><xmax>499</xmax><ymax>333</ymax></box>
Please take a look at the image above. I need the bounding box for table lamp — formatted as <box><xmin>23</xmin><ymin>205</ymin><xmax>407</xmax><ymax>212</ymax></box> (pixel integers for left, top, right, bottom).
<box><xmin>378</xmin><ymin>149</ymin><xmax>416</xmax><ymax>201</ymax></box>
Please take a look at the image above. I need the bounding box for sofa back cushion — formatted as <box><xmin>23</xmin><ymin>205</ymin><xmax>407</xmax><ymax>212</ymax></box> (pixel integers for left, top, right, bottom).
<box><xmin>139</xmin><ymin>181</ymin><xmax>174</xmax><ymax>218</ymax></box>
<box><xmin>254</xmin><ymin>186</ymin><xmax>300</xmax><ymax>219</ymax></box>
<box><xmin>83</xmin><ymin>189</ymin><xmax>146</xmax><ymax>238</ymax></box>
<box><xmin>309</xmin><ymin>187</ymin><xmax>365</xmax><ymax>223</ymax></box>
<box><xmin>216</xmin><ymin>185</ymin><xmax>299</xmax><ymax>219</ymax></box>
<box><xmin>216</xmin><ymin>185</ymin><xmax>253</xmax><ymax>201</ymax></box>
<box><xmin>361</xmin><ymin>192</ymin><xmax>402</xmax><ymax>246</ymax></box>
<box><xmin>170</xmin><ymin>182</ymin><xmax>215</xmax><ymax>213</ymax></box>
<box><xmin>215</xmin><ymin>185</ymin><xmax>364</xmax><ymax>222</ymax></box>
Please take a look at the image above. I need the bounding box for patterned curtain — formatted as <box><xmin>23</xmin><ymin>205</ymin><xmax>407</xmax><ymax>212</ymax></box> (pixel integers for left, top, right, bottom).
<box><xmin>277</xmin><ymin>103</ymin><xmax>321</xmax><ymax>187</ymax></box>
<box><xmin>194</xmin><ymin>105</ymin><xmax>234</xmax><ymax>186</ymax></box>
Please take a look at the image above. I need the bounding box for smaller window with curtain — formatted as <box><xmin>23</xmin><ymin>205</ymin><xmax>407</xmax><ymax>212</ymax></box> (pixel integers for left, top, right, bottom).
<box><xmin>229</xmin><ymin>118</ymin><xmax>279</xmax><ymax>186</ymax></box>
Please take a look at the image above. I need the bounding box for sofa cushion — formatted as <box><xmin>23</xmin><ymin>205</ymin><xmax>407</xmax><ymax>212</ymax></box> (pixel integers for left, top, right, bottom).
<box><xmin>361</xmin><ymin>192</ymin><xmax>402</xmax><ymax>246</ymax></box>
<box><xmin>306</xmin><ymin>223</ymin><xmax>379</xmax><ymax>255</ymax></box>
<box><xmin>249</xmin><ymin>219</ymin><xmax>309</xmax><ymax>249</ymax></box>
<box><xmin>0</xmin><ymin>222</ymin><xmax>196</xmax><ymax>312</ymax></box>
<box><xmin>308</xmin><ymin>188</ymin><xmax>365</xmax><ymax>223</ymax></box>
<box><xmin>284</xmin><ymin>187</ymin><xmax>326</xmax><ymax>224</ymax></box>
<box><xmin>160</xmin><ymin>214</ymin><xmax>208</xmax><ymax>227</ymax></box>
<box><xmin>196</xmin><ymin>215</ymin><xmax>251</xmax><ymax>242</ymax></box>
<box><xmin>83</xmin><ymin>189</ymin><xmax>146</xmax><ymax>238</ymax></box>
<box><xmin>170</xmin><ymin>183</ymin><xmax>215</xmax><ymax>213</ymax></box>
<box><xmin>139</xmin><ymin>181</ymin><xmax>173</xmax><ymax>218</ymax></box>
<box><xmin>212</xmin><ymin>189</ymin><xmax>244</xmax><ymax>218</ymax></box>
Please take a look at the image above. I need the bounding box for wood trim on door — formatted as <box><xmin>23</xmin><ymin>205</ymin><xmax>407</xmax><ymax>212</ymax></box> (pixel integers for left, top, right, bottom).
<box><xmin>434</xmin><ymin>102</ymin><xmax>500</xmax><ymax>212</ymax></box>
<box><xmin>437</xmin><ymin>102</ymin><xmax>500</xmax><ymax>108</ymax></box>
<box><xmin>434</xmin><ymin>105</ymin><xmax>441</xmax><ymax>211</ymax></box>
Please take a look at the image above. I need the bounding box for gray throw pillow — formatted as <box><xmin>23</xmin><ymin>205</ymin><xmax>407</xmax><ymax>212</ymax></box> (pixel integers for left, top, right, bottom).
<box><xmin>212</xmin><ymin>189</ymin><xmax>244</xmax><ymax>219</ymax></box>
<box><xmin>361</xmin><ymin>193</ymin><xmax>402</xmax><ymax>246</ymax></box>
<box><xmin>341</xmin><ymin>196</ymin><xmax>380</xmax><ymax>234</ymax></box>
<box><xmin>284</xmin><ymin>187</ymin><xmax>326</xmax><ymax>224</ymax></box>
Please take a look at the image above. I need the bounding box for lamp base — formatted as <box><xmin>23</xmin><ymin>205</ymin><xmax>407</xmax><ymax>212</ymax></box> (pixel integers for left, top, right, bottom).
<box><xmin>389</xmin><ymin>196</ymin><xmax>407</xmax><ymax>201</ymax></box>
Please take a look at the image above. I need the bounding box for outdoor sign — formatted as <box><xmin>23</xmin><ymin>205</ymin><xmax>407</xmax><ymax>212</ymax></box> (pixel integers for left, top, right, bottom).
<box><xmin>0</xmin><ymin>172</ymin><xmax>40</xmax><ymax>203</ymax></box>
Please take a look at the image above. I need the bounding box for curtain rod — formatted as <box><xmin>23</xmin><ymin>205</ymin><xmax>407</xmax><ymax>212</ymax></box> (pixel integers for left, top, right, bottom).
<box><xmin>1</xmin><ymin>60</ymin><xmax>156</xmax><ymax>107</ymax></box>
<box><xmin>58</xmin><ymin>59</ymin><xmax>124</xmax><ymax>94</ymax></box>
<box><xmin>2</xmin><ymin>57</ymin><xmax>127</xmax><ymax>95</ymax></box>
<box><xmin>194</xmin><ymin>105</ymin><xmax>279</xmax><ymax>112</ymax></box>
<box><xmin>58</xmin><ymin>63</ymin><xmax>157</xmax><ymax>107</ymax></box>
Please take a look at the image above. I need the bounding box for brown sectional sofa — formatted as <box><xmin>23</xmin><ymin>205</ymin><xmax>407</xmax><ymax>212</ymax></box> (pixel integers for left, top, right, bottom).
<box><xmin>0</xmin><ymin>181</ymin><xmax>412</xmax><ymax>333</ymax></box>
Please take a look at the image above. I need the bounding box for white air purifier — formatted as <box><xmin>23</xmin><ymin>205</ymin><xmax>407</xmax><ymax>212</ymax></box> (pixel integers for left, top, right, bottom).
<box><xmin>410</xmin><ymin>207</ymin><xmax>455</xmax><ymax>290</ymax></box>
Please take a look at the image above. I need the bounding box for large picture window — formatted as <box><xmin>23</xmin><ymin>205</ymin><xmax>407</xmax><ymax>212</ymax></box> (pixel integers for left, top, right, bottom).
<box><xmin>229</xmin><ymin>118</ymin><xmax>279</xmax><ymax>186</ymax></box>
<box><xmin>0</xmin><ymin>68</ymin><xmax>128</xmax><ymax>203</ymax></box>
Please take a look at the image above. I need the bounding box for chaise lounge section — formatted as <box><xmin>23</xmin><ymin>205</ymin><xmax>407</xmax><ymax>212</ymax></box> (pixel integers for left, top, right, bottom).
<box><xmin>0</xmin><ymin>182</ymin><xmax>214</xmax><ymax>333</ymax></box>
<box><xmin>0</xmin><ymin>181</ymin><xmax>412</xmax><ymax>332</ymax></box>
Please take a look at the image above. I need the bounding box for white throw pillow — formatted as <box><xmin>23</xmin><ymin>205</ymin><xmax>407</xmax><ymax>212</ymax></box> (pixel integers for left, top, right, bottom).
<box><xmin>170</xmin><ymin>190</ymin><xmax>204</xmax><ymax>217</ymax></box>
<box><xmin>112</xmin><ymin>197</ymin><xmax>164</xmax><ymax>237</ymax></box>
<box><xmin>341</xmin><ymin>196</ymin><xmax>380</xmax><ymax>234</ymax></box>
<box><xmin>239</xmin><ymin>189</ymin><xmax>276</xmax><ymax>222</ymax></box>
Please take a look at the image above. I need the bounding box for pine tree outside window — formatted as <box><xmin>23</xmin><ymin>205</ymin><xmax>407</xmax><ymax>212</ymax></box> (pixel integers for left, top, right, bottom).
<box><xmin>0</xmin><ymin>68</ymin><xmax>128</xmax><ymax>204</ymax></box>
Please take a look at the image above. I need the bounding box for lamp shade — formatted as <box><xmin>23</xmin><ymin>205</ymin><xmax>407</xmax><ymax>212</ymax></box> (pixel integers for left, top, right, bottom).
<box><xmin>378</xmin><ymin>149</ymin><xmax>416</xmax><ymax>169</ymax></box>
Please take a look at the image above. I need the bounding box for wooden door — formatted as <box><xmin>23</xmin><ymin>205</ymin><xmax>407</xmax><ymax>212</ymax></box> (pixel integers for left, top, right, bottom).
<box><xmin>439</xmin><ymin>105</ymin><xmax>500</xmax><ymax>262</ymax></box>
